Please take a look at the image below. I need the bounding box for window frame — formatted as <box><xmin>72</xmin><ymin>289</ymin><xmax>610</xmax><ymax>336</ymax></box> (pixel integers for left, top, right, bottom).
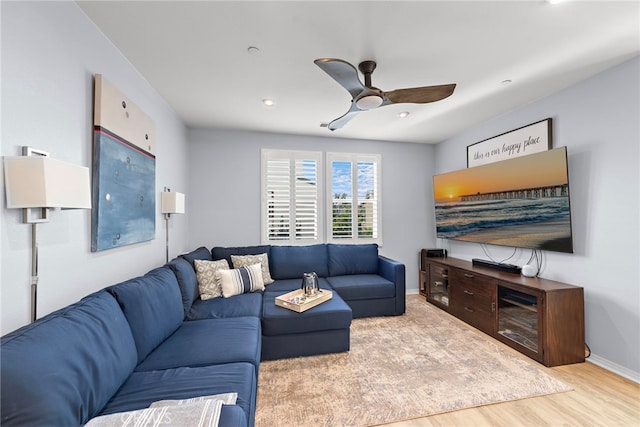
<box><xmin>261</xmin><ymin>149</ymin><xmax>324</xmax><ymax>245</ymax></box>
<box><xmin>325</xmin><ymin>152</ymin><xmax>382</xmax><ymax>245</ymax></box>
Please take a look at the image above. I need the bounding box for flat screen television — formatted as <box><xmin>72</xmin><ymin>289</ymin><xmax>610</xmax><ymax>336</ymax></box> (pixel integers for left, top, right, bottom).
<box><xmin>433</xmin><ymin>147</ymin><xmax>573</xmax><ymax>253</ymax></box>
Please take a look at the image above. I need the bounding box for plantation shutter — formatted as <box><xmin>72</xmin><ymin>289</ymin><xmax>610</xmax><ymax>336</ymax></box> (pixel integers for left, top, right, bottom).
<box><xmin>326</xmin><ymin>153</ymin><xmax>381</xmax><ymax>245</ymax></box>
<box><xmin>262</xmin><ymin>150</ymin><xmax>323</xmax><ymax>244</ymax></box>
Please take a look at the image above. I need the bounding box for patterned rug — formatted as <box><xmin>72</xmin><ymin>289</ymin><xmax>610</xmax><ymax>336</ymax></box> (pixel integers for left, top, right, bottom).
<box><xmin>255</xmin><ymin>295</ymin><xmax>571</xmax><ymax>427</ymax></box>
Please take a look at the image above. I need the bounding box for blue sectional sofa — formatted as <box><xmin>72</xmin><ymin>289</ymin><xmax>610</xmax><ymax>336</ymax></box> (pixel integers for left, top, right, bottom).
<box><xmin>1</xmin><ymin>243</ymin><xmax>404</xmax><ymax>426</ymax></box>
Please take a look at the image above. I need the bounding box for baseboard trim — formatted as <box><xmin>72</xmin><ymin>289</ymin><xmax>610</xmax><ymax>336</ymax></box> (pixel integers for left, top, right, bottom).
<box><xmin>587</xmin><ymin>354</ymin><xmax>640</xmax><ymax>384</ymax></box>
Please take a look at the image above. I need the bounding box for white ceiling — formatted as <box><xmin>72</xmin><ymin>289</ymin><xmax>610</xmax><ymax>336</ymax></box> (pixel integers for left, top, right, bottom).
<box><xmin>77</xmin><ymin>1</ymin><xmax>639</xmax><ymax>144</ymax></box>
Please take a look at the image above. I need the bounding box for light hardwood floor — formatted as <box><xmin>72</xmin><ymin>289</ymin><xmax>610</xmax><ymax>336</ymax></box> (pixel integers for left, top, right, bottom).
<box><xmin>382</xmin><ymin>361</ymin><xmax>639</xmax><ymax>426</ymax></box>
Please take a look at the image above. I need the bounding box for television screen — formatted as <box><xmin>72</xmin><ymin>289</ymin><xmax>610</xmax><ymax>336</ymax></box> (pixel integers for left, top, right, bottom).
<box><xmin>433</xmin><ymin>147</ymin><xmax>573</xmax><ymax>253</ymax></box>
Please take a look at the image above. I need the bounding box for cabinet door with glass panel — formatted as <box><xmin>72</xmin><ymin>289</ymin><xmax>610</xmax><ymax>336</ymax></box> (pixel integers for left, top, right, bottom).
<box><xmin>426</xmin><ymin>261</ymin><xmax>450</xmax><ymax>309</ymax></box>
<box><xmin>496</xmin><ymin>284</ymin><xmax>543</xmax><ymax>363</ymax></box>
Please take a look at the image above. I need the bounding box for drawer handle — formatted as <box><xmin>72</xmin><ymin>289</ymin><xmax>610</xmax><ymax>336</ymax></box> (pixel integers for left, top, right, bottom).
<box><xmin>464</xmin><ymin>290</ymin><xmax>474</xmax><ymax>296</ymax></box>
<box><xmin>464</xmin><ymin>273</ymin><xmax>474</xmax><ymax>278</ymax></box>
<box><xmin>464</xmin><ymin>306</ymin><xmax>474</xmax><ymax>312</ymax></box>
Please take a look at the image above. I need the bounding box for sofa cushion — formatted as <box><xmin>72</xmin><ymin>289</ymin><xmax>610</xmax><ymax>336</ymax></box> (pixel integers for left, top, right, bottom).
<box><xmin>266</xmin><ymin>277</ymin><xmax>333</xmax><ymax>293</ymax></box>
<box><xmin>326</xmin><ymin>274</ymin><xmax>395</xmax><ymax>301</ymax></box>
<box><xmin>231</xmin><ymin>253</ymin><xmax>274</xmax><ymax>284</ymax></box>
<box><xmin>328</xmin><ymin>243</ymin><xmax>379</xmax><ymax>276</ymax></box>
<box><xmin>134</xmin><ymin>317</ymin><xmax>262</xmax><ymax>372</ymax></box>
<box><xmin>100</xmin><ymin>363</ymin><xmax>255</xmax><ymax>427</ymax></box>
<box><xmin>270</xmin><ymin>244</ymin><xmax>329</xmax><ymax>279</ymax></box>
<box><xmin>195</xmin><ymin>259</ymin><xmax>230</xmax><ymax>300</ymax></box>
<box><xmin>218</xmin><ymin>264</ymin><xmax>265</xmax><ymax>297</ymax></box>
<box><xmin>180</xmin><ymin>246</ymin><xmax>213</xmax><ymax>267</ymax></box>
<box><xmin>108</xmin><ymin>266</ymin><xmax>184</xmax><ymax>364</ymax></box>
<box><xmin>212</xmin><ymin>245</ymin><xmax>271</xmax><ymax>266</ymax></box>
<box><xmin>0</xmin><ymin>290</ymin><xmax>137</xmax><ymax>426</ymax></box>
<box><xmin>262</xmin><ymin>291</ymin><xmax>351</xmax><ymax>336</ymax></box>
<box><xmin>167</xmin><ymin>256</ymin><xmax>199</xmax><ymax>316</ymax></box>
<box><xmin>187</xmin><ymin>292</ymin><xmax>263</xmax><ymax>320</ymax></box>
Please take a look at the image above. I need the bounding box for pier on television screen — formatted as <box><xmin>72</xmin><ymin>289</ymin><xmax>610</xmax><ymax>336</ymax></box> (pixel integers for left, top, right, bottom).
<box><xmin>433</xmin><ymin>147</ymin><xmax>573</xmax><ymax>253</ymax></box>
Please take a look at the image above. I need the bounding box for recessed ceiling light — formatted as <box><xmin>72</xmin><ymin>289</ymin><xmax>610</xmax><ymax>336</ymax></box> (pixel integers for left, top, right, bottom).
<box><xmin>247</xmin><ymin>46</ymin><xmax>261</xmax><ymax>55</ymax></box>
<box><xmin>262</xmin><ymin>98</ymin><xmax>275</xmax><ymax>107</ymax></box>
<box><xmin>501</xmin><ymin>79</ymin><xmax>512</xmax><ymax>86</ymax></box>
<box><xmin>546</xmin><ymin>0</ymin><xmax>565</xmax><ymax>5</ymax></box>
<box><xmin>398</xmin><ymin>111</ymin><xmax>410</xmax><ymax>118</ymax></box>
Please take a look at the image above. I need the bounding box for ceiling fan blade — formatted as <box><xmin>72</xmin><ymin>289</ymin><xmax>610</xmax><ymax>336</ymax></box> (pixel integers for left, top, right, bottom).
<box><xmin>385</xmin><ymin>84</ymin><xmax>456</xmax><ymax>104</ymax></box>
<box><xmin>314</xmin><ymin>58</ymin><xmax>366</xmax><ymax>99</ymax></box>
<box><xmin>327</xmin><ymin>104</ymin><xmax>361</xmax><ymax>131</ymax></box>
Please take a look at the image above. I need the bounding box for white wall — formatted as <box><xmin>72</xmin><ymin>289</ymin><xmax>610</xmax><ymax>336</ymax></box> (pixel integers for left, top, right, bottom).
<box><xmin>1</xmin><ymin>1</ymin><xmax>189</xmax><ymax>334</ymax></box>
<box><xmin>434</xmin><ymin>57</ymin><xmax>640</xmax><ymax>380</ymax></box>
<box><xmin>187</xmin><ymin>129</ymin><xmax>435</xmax><ymax>289</ymax></box>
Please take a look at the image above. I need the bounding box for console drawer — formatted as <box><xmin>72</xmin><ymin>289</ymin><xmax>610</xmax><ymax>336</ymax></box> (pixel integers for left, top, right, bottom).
<box><xmin>450</xmin><ymin>268</ymin><xmax>494</xmax><ymax>295</ymax></box>
<box><xmin>450</xmin><ymin>268</ymin><xmax>496</xmax><ymax>334</ymax></box>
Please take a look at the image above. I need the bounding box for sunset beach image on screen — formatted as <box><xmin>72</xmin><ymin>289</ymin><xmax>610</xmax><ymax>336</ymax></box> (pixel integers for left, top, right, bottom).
<box><xmin>433</xmin><ymin>147</ymin><xmax>573</xmax><ymax>253</ymax></box>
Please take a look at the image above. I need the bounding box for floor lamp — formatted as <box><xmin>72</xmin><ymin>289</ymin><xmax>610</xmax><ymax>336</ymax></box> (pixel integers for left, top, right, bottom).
<box><xmin>161</xmin><ymin>188</ymin><xmax>185</xmax><ymax>263</ymax></box>
<box><xmin>3</xmin><ymin>147</ymin><xmax>91</xmax><ymax>323</ymax></box>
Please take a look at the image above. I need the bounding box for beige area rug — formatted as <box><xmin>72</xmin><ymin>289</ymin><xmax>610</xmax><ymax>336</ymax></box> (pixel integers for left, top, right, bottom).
<box><xmin>255</xmin><ymin>295</ymin><xmax>572</xmax><ymax>427</ymax></box>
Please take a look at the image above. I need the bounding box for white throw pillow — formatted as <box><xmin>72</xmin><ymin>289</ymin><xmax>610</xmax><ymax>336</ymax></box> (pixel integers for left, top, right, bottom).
<box><xmin>150</xmin><ymin>392</ymin><xmax>237</xmax><ymax>407</ymax></box>
<box><xmin>217</xmin><ymin>264</ymin><xmax>265</xmax><ymax>297</ymax></box>
<box><xmin>84</xmin><ymin>400</ymin><xmax>223</xmax><ymax>427</ymax></box>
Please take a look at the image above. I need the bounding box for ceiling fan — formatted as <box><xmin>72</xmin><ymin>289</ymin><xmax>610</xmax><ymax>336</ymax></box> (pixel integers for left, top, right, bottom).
<box><xmin>314</xmin><ymin>58</ymin><xmax>456</xmax><ymax>131</ymax></box>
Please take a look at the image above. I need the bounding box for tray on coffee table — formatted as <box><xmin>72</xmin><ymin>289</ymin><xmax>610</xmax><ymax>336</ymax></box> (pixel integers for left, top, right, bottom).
<box><xmin>275</xmin><ymin>289</ymin><xmax>333</xmax><ymax>313</ymax></box>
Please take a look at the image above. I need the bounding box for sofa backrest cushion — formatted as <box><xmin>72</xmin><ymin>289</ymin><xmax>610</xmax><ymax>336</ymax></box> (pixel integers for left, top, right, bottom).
<box><xmin>108</xmin><ymin>266</ymin><xmax>184</xmax><ymax>364</ymax></box>
<box><xmin>180</xmin><ymin>246</ymin><xmax>212</xmax><ymax>268</ymax></box>
<box><xmin>328</xmin><ymin>244</ymin><xmax>379</xmax><ymax>276</ymax></box>
<box><xmin>212</xmin><ymin>245</ymin><xmax>271</xmax><ymax>267</ymax></box>
<box><xmin>0</xmin><ymin>290</ymin><xmax>137</xmax><ymax>426</ymax></box>
<box><xmin>167</xmin><ymin>257</ymin><xmax>199</xmax><ymax>317</ymax></box>
<box><xmin>270</xmin><ymin>244</ymin><xmax>329</xmax><ymax>279</ymax></box>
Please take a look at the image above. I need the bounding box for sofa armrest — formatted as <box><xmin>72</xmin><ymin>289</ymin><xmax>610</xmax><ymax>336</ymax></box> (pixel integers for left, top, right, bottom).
<box><xmin>378</xmin><ymin>256</ymin><xmax>406</xmax><ymax>315</ymax></box>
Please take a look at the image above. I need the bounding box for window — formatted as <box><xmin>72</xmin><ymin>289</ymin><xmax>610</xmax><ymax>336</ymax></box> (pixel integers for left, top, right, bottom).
<box><xmin>261</xmin><ymin>150</ymin><xmax>323</xmax><ymax>244</ymax></box>
<box><xmin>326</xmin><ymin>152</ymin><xmax>381</xmax><ymax>245</ymax></box>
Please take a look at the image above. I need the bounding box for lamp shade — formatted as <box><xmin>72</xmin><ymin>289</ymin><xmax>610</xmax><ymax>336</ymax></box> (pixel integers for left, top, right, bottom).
<box><xmin>161</xmin><ymin>191</ymin><xmax>185</xmax><ymax>214</ymax></box>
<box><xmin>4</xmin><ymin>156</ymin><xmax>91</xmax><ymax>209</ymax></box>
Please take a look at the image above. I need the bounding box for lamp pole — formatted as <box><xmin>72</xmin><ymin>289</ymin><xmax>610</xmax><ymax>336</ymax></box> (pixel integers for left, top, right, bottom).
<box><xmin>31</xmin><ymin>222</ymin><xmax>39</xmax><ymax>323</ymax></box>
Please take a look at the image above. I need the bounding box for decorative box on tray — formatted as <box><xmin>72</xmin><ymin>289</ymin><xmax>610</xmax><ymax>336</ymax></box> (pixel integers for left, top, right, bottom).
<box><xmin>275</xmin><ymin>289</ymin><xmax>333</xmax><ymax>313</ymax></box>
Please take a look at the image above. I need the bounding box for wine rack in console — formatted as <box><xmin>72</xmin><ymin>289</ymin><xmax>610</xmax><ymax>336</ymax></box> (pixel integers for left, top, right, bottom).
<box><xmin>420</xmin><ymin>255</ymin><xmax>584</xmax><ymax>367</ymax></box>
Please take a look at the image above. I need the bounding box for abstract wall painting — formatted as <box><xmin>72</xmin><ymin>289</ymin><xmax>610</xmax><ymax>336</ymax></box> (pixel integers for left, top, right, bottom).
<box><xmin>91</xmin><ymin>74</ymin><xmax>157</xmax><ymax>252</ymax></box>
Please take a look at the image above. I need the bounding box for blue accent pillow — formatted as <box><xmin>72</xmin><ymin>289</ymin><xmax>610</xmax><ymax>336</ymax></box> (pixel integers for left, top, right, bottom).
<box><xmin>270</xmin><ymin>244</ymin><xmax>329</xmax><ymax>279</ymax></box>
<box><xmin>328</xmin><ymin>244</ymin><xmax>379</xmax><ymax>276</ymax></box>
<box><xmin>108</xmin><ymin>266</ymin><xmax>184</xmax><ymax>364</ymax></box>
<box><xmin>167</xmin><ymin>257</ymin><xmax>199</xmax><ymax>316</ymax></box>
<box><xmin>180</xmin><ymin>246</ymin><xmax>212</xmax><ymax>268</ymax></box>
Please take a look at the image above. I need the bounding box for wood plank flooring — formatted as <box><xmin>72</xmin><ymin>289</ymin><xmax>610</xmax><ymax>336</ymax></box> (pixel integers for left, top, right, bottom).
<box><xmin>381</xmin><ymin>361</ymin><xmax>639</xmax><ymax>427</ymax></box>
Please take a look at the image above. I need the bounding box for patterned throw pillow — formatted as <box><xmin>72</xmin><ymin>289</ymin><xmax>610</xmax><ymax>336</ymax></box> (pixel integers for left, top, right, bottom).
<box><xmin>194</xmin><ymin>259</ymin><xmax>230</xmax><ymax>300</ymax></box>
<box><xmin>85</xmin><ymin>400</ymin><xmax>223</xmax><ymax>427</ymax></box>
<box><xmin>231</xmin><ymin>253</ymin><xmax>274</xmax><ymax>285</ymax></box>
<box><xmin>217</xmin><ymin>264</ymin><xmax>265</xmax><ymax>298</ymax></box>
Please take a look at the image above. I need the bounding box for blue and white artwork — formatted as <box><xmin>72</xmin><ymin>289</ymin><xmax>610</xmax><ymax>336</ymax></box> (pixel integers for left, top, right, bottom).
<box><xmin>91</xmin><ymin>129</ymin><xmax>155</xmax><ymax>252</ymax></box>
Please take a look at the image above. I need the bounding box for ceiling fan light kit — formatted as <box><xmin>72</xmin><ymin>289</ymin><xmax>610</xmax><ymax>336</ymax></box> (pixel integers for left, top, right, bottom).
<box><xmin>314</xmin><ymin>57</ymin><xmax>456</xmax><ymax>130</ymax></box>
<box><xmin>356</xmin><ymin>95</ymin><xmax>383</xmax><ymax>110</ymax></box>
